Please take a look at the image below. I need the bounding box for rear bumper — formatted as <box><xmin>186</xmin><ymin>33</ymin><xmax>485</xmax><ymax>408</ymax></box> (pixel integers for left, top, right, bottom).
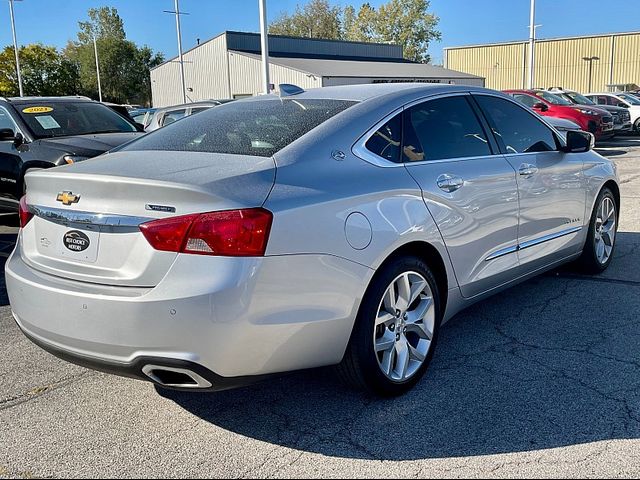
<box><xmin>6</xmin><ymin>241</ymin><xmax>373</xmax><ymax>386</ymax></box>
<box><xmin>17</xmin><ymin>324</ymin><xmax>272</xmax><ymax>391</ymax></box>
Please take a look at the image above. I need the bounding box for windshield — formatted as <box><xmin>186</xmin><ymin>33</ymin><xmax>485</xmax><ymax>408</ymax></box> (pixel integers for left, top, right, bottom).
<box><xmin>16</xmin><ymin>101</ymin><xmax>137</xmax><ymax>139</ymax></box>
<box><xmin>618</xmin><ymin>93</ymin><xmax>640</xmax><ymax>105</ymax></box>
<box><xmin>566</xmin><ymin>92</ymin><xmax>595</xmax><ymax>105</ymax></box>
<box><xmin>534</xmin><ymin>91</ymin><xmax>572</xmax><ymax>106</ymax></box>
<box><xmin>123</xmin><ymin>98</ymin><xmax>357</xmax><ymax>157</ymax></box>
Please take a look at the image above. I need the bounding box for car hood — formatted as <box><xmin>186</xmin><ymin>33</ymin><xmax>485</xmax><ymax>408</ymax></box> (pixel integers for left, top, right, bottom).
<box><xmin>36</xmin><ymin>132</ymin><xmax>145</xmax><ymax>157</ymax></box>
<box><xmin>568</xmin><ymin>104</ymin><xmax>611</xmax><ymax>117</ymax></box>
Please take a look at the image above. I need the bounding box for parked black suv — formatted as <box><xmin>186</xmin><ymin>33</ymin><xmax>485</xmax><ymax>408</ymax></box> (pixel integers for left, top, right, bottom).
<box><xmin>0</xmin><ymin>96</ymin><xmax>145</xmax><ymax>211</ymax></box>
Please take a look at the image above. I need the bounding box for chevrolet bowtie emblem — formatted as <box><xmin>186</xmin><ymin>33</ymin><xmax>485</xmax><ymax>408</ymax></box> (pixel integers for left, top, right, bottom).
<box><xmin>56</xmin><ymin>191</ymin><xmax>80</xmax><ymax>206</ymax></box>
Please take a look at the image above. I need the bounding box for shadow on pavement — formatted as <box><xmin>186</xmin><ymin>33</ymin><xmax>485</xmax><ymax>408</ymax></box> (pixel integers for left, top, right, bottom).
<box><xmin>595</xmin><ymin>149</ymin><xmax>628</xmax><ymax>157</ymax></box>
<box><xmin>159</xmin><ymin>231</ymin><xmax>640</xmax><ymax>460</ymax></box>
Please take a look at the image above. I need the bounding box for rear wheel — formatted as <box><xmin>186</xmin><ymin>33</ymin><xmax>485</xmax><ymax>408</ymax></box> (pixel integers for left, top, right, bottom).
<box><xmin>576</xmin><ymin>187</ymin><xmax>617</xmax><ymax>274</ymax></box>
<box><xmin>337</xmin><ymin>256</ymin><xmax>441</xmax><ymax>396</ymax></box>
<box><xmin>635</xmin><ymin>118</ymin><xmax>640</xmax><ymax>134</ymax></box>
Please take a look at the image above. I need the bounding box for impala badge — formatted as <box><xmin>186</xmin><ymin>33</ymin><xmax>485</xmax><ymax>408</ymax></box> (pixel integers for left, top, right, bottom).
<box><xmin>56</xmin><ymin>191</ymin><xmax>80</xmax><ymax>206</ymax></box>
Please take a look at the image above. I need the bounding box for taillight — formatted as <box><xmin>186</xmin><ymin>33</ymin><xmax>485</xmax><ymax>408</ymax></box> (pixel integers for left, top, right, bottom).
<box><xmin>139</xmin><ymin>208</ymin><xmax>273</xmax><ymax>257</ymax></box>
<box><xmin>19</xmin><ymin>196</ymin><xmax>33</xmax><ymax>228</ymax></box>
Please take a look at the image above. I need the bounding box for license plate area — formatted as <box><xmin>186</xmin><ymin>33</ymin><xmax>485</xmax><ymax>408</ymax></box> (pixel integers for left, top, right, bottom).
<box><xmin>35</xmin><ymin>221</ymin><xmax>101</xmax><ymax>264</ymax></box>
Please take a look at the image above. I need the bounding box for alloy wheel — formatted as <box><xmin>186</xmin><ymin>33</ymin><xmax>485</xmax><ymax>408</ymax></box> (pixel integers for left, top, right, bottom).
<box><xmin>373</xmin><ymin>271</ymin><xmax>435</xmax><ymax>382</ymax></box>
<box><xmin>594</xmin><ymin>196</ymin><xmax>616</xmax><ymax>265</ymax></box>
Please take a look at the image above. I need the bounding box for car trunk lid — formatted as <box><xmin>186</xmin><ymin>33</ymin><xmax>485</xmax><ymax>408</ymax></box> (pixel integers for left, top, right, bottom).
<box><xmin>20</xmin><ymin>151</ymin><xmax>276</xmax><ymax>287</ymax></box>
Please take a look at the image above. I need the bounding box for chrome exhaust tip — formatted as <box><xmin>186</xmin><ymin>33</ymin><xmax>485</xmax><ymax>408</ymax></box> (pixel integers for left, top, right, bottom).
<box><xmin>142</xmin><ymin>364</ymin><xmax>213</xmax><ymax>389</ymax></box>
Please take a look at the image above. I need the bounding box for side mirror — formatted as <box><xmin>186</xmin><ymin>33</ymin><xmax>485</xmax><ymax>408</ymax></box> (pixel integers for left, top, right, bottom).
<box><xmin>533</xmin><ymin>102</ymin><xmax>549</xmax><ymax>112</ymax></box>
<box><xmin>562</xmin><ymin>130</ymin><xmax>593</xmax><ymax>153</ymax></box>
<box><xmin>0</xmin><ymin>128</ymin><xmax>23</xmax><ymax>147</ymax></box>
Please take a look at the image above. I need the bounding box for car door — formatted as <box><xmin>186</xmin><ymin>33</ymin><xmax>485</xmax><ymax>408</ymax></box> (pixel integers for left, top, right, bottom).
<box><xmin>401</xmin><ymin>94</ymin><xmax>520</xmax><ymax>298</ymax></box>
<box><xmin>0</xmin><ymin>106</ymin><xmax>23</xmax><ymax>201</ymax></box>
<box><xmin>473</xmin><ymin>94</ymin><xmax>586</xmax><ymax>270</ymax></box>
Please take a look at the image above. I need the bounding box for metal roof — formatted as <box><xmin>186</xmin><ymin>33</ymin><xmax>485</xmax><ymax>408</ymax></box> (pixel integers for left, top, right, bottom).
<box><xmin>444</xmin><ymin>30</ymin><xmax>640</xmax><ymax>51</ymax></box>
<box><xmin>235</xmin><ymin>51</ymin><xmax>483</xmax><ymax>79</ymax></box>
<box><xmin>153</xmin><ymin>31</ymin><xmax>405</xmax><ymax>71</ymax></box>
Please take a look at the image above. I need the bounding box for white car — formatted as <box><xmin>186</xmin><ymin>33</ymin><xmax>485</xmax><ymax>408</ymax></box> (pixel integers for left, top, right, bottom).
<box><xmin>586</xmin><ymin>92</ymin><xmax>640</xmax><ymax>133</ymax></box>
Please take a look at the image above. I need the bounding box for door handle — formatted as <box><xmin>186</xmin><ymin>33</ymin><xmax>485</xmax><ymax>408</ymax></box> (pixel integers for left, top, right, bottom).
<box><xmin>437</xmin><ymin>174</ymin><xmax>464</xmax><ymax>193</ymax></box>
<box><xmin>519</xmin><ymin>163</ymin><xmax>538</xmax><ymax>177</ymax></box>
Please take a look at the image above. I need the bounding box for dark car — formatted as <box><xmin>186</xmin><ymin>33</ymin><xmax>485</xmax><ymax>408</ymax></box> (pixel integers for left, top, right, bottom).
<box><xmin>0</xmin><ymin>96</ymin><xmax>145</xmax><ymax>211</ymax></box>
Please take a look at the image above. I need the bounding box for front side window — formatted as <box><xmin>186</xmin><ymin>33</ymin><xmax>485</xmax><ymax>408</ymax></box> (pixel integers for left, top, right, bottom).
<box><xmin>474</xmin><ymin>95</ymin><xmax>558</xmax><ymax>154</ymax></box>
<box><xmin>124</xmin><ymin>98</ymin><xmax>357</xmax><ymax>157</ymax></box>
<box><xmin>0</xmin><ymin>107</ymin><xmax>18</xmax><ymax>132</ymax></box>
<box><xmin>402</xmin><ymin>96</ymin><xmax>492</xmax><ymax>162</ymax></box>
<box><xmin>365</xmin><ymin>113</ymin><xmax>402</xmax><ymax>163</ymax></box>
<box><xmin>15</xmin><ymin>101</ymin><xmax>137</xmax><ymax>138</ymax></box>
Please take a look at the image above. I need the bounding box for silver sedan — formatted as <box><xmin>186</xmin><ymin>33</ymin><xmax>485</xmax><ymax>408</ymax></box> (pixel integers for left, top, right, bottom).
<box><xmin>6</xmin><ymin>84</ymin><xmax>619</xmax><ymax>396</ymax></box>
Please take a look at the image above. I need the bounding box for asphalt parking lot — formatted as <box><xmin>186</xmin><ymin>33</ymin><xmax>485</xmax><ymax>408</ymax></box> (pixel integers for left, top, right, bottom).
<box><xmin>1</xmin><ymin>136</ymin><xmax>640</xmax><ymax>478</ymax></box>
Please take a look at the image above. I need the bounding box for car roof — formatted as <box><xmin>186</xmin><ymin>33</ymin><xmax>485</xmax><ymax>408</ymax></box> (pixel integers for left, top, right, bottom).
<box><xmin>238</xmin><ymin>83</ymin><xmax>497</xmax><ymax>106</ymax></box>
<box><xmin>156</xmin><ymin>100</ymin><xmax>228</xmax><ymax>111</ymax></box>
<box><xmin>5</xmin><ymin>96</ymin><xmax>94</xmax><ymax>104</ymax></box>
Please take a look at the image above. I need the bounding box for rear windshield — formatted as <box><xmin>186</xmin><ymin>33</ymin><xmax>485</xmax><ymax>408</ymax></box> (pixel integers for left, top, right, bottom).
<box><xmin>123</xmin><ymin>98</ymin><xmax>357</xmax><ymax>157</ymax></box>
<box><xmin>16</xmin><ymin>101</ymin><xmax>137</xmax><ymax>138</ymax></box>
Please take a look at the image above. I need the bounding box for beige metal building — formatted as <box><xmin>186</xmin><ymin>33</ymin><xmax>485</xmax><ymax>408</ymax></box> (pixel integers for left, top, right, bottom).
<box><xmin>151</xmin><ymin>31</ymin><xmax>484</xmax><ymax>107</ymax></box>
<box><xmin>444</xmin><ymin>31</ymin><xmax>640</xmax><ymax>93</ymax></box>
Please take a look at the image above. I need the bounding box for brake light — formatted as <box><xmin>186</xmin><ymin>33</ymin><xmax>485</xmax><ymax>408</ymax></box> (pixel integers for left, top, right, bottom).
<box><xmin>19</xmin><ymin>196</ymin><xmax>33</xmax><ymax>228</ymax></box>
<box><xmin>139</xmin><ymin>208</ymin><xmax>273</xmax><ymax>256</ymax></box>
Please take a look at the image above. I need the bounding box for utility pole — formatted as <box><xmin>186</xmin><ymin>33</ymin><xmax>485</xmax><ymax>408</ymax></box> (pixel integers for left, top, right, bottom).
<box><xmin>258</xmin><ymin>0</ymin><xmax>271</xmax><ymax>95</ymax></box>
<box><xmin>583</xmin><ymin>56</ymin><xmax>600</xmax><ymax>93</ymax></box>
<box><xmin>93</xmin><ymin>35</ymin><xmax>103</xmax><ymax>102</ymax></box>
<box><xmin>8</xmin><ymin>0</ymin><xmax>24</xmax><ymax>97</ymax></box>
<box><xmin>164</xmin><ymin>0</ymin><xmax>188</xmax><ymax>104</ymax></box>
<box><xmin>527</xmin><ymin>0</ymin><xmax>536</xmax><ymax>89</ymax></box>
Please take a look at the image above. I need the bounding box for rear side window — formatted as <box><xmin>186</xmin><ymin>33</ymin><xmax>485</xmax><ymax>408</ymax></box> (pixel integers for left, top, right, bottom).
<box><xmin>161</xmin><ymin>109</ymin><xmax>186</xmax><ymax>127</ymax></box>
<box><xmin>474</xmin><ymin>95</ymin><xmax>558</xmax><ymax>154</ymax></box>
<box><xmin>125</xmin><ymin>99</ymin><xmax>357</xmax><ymax>157</ymax></box>
<box><xmin>402</xmin><ymin>96</ymin><xmax>492</xmax><ymax>162</ymax></box>
<box><xmin>512</xmin><ymin>94</ymin><xmax>538</xmax><ymax>108</ymax></box>
<box><xmin>365</xmin><ymin>114</ymin><xmax>402</xmax><ymax>163</ymax></box>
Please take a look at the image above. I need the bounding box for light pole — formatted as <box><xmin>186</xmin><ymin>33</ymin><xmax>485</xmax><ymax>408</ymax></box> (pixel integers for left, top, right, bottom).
<box><xmin>164</xmin><ymin>0</ymin><xmax>188</xmax><ymax>104</ymax></box>
<box><xmin>258</xmin><ymin>0</ymin><xmax>271</xmax><ymax>95</ymax></box>
<box><xmin>93</xmin><ymin>35</ymin><xmax>103</xmax><ymax>102</ymax></box>
<box><xmin>527</xmin><ymin>0</ymin><xmax>536</xmax><ymax>89</ymax></box>
<box><xmin>582</xmin><ymin>56</ymin><xmax>600</xmax><ymax>93</ymax></box>
<box><xmin>8</xmin><ymin>0</ymin><xmax>24</xmax><ymax>97</ymax></box>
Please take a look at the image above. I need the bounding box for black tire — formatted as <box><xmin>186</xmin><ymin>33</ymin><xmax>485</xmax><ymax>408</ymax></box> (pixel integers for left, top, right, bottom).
<box><xmin>635</xmin><ymin>118</ymin><xmax>640</xmax><ymax>134</ymax></box>
<box><xmin>575</xmin><ymin>187</ymin><xmax>618</xmax><ymax>274</ymax></box>
<box><xmin>337</xmin><ymin>255</ymin><xmax>441</xmax><ymax>397</ymax></box>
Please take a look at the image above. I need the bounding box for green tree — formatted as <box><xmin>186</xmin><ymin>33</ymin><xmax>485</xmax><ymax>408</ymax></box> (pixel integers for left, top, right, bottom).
<box><xmin>269</xmin><ymin>0</ymin><xmax>441</xmax><ymax>63</ymax></box>
<box><xmin>0</xmin><ymin>44</ymin><xmax>79</xmax><ymax>97</ymax></box>
<box><xmin>374</xmin><ymin>0</ymin><xmax>441</xmax><ymax>63</ymax></box>
<box><xmin>270</xmin><ymin>0</ymin><xmax>342</xmax><ymax>39</ymax></box>
<box><xmin>65</xmin><ymin>7</ymin><xmax>163</xmax><ymax>106</ymax></box>
<box><xmin>343</xmin><ymin>3</ymin><xmax>378</xmax><ymax>43</ymax></box>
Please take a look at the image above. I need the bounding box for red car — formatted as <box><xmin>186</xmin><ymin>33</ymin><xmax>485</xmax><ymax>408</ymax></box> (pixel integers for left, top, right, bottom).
<box><xmin>504</xmin><ymin>89</ymin><xmax>614</xmax><ymax>141</ymax></box>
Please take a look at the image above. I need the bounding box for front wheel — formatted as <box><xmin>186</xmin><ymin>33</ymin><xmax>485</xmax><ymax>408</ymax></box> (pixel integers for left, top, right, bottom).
<box><xmin>337</xmin><ymin>256</ymin><xmax>441</xmax><ymax>396</ymax></box>
<box><xmin>576</xmin><ymin>187</ymin><xmax>618</xmax><ymax>274</ymax></box>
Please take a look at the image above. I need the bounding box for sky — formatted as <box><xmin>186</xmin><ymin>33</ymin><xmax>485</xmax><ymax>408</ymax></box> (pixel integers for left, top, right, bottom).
<box><xmin>1</xmin><ymin>0</ymin><xmax>639</xmax><ymax>65</ymax></box>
